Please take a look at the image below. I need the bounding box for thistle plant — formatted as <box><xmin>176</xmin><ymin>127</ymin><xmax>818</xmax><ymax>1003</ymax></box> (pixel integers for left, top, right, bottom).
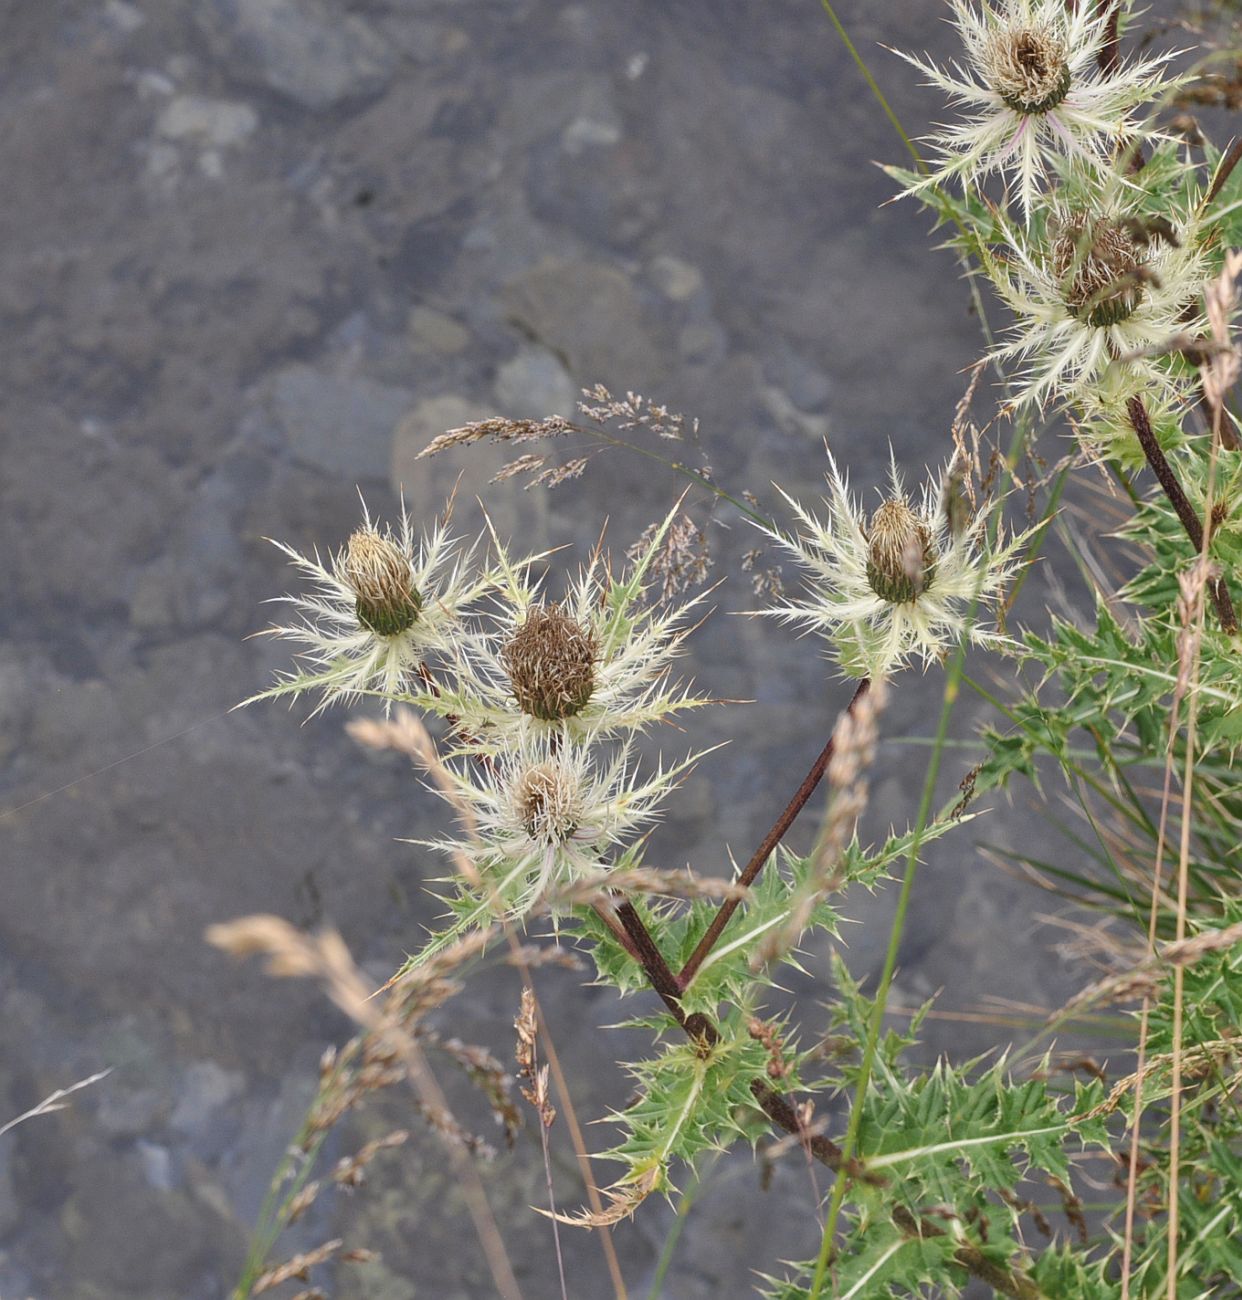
<box><xmin>217</xmin><ymin>3</ymin><xmax>1242</xmax><ymax>1297</ymax></box>
<box><xmin>434</xmin><ymin>508</ymin><xmax>708</xmax><ymax>750</ymax></box>
<box><xmin>424</xmin><ymin>732</ymin><xmax>703</xmax><ymax>940</ymax></box>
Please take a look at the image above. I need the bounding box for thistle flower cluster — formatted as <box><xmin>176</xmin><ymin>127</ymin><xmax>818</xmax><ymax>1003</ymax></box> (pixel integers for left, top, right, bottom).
<box><xmin>897</xmin><ymin>0</ymin><xmax>1218</xmax><ymax>422</ymax></box>
<box><xmin>754</xmin><ymin>2</ymin><xmax>1229</xmax><ymax>685</ymax></box>
<box><xmin>234</xmin><ymin>11</ymin><xmax>1242</xmax><ymax>1295</ymax></box>
<box><xmin>251</xmin><ymin>499</ymin><xmax>708</xmax><ymax>937</ymax></box>
<box><xmin>424</xmin><ymin>508</ymin><xmax>709</xmax><ymax>928</ymax></box>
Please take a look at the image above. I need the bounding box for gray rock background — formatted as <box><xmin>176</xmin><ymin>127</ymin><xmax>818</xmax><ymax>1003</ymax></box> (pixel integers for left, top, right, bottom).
<box><xmin>0</xmin><ymin>2</ymin><xmax>1094</xmax><ymax>1296</ymax></box>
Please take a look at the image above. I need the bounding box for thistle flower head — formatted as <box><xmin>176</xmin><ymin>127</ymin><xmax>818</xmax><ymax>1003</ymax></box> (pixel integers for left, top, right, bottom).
<box><xmin>427</xmin><ymin>734</ymin><xmax>699</xmax><ymax>930</ymax></box>
<box><xmin>440</xmin><ymin>504</ymin><xmax>708</xmax><ymax>750</ymax></box>
<box><xmin>993</xmin><ymin>196</ymin><xmax>1209</xmax><ymax>407</ymax></box>
<box><xmin>501</xmin><ymin>602</ymin><xmax>599</xmax><ymax>722</ymax></box>
<box><xmin>510</xmin><ymin>759</ymin><xmax>585</xmax><ymax>845</ymax></box>
<box><xmin>1050</xmin><ymin>211</ymin><xmax>1146</xmax><ymax>327</ymax></box>
<box><xmin>864</xmin><ymin>496</ymin><xmax>937</xmax><ymax>604</ymax></box>
<box><xmin>896</xmin><ymin>0</ymin><xmax>1179</xmax><ymax>221</ymax></box>
<box><xmin>246</xmin><ymin>497</ymin><xmax>492</xmax><ymax>716</ymax></box>
<box><xmin>983</xmin><ymin>17</ymin><xmax>1070</xmax><ymax>115</ymax></box>
<box><xmin>759</xmin><ymin>451</ymin><xmax>1027</xmax><ymax>680</ymax></box>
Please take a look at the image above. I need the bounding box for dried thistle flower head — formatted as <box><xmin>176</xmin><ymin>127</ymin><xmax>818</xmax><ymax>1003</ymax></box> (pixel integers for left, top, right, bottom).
<box><xmin>442</xmin><ymin>503</ymin><xmax>708</xmax><ymax>750</ymax></box>
<box><xmin>501</xmin><ymin>603</ymin><xmax>598</xmax><ymax>722</ymax></box>
<box><xmin>1051</xmin><ymin>212</ymin><xmax>1145</xmax><ymax>328</ymax></box>
<box><xmin>759</xmin><ymin>451</ymin><xmax>1027</xmax><ymax>680</ymax></box>
<box><xmin>984</xmin><ymin>19</ymin><xmax>1069</xmax><ymax>114</ymax></box>
<box><xmin>512</xmin><ymin>759</ymin><xmax>584</xmax><ymax>844</ymax></box>
<box><xmin>993</xmin><ymin>196</ymin><xmax>1208</xmax><ymax>407</ymax></box>
<box><xmin>864</xmin><ymin>497</ymin><xmax>937</xmax><ymax>604</ymax></box>
<box><xmin>425</xmin><ymin>736</ymin><xmax>700</xmax><ymax>933</ymax></box>
<box><xmin>245</xmin><ymin>497</ymin><xmax>492</xmax><ymax>716</ymax></box>
<box><xmin>344</xmin><ymin>527</ymin><xmax>423</xmax><ymax>636</ymax></box>
<box><xmin>896</xmin><ymin>0</ymin><xmax>1179</xmax><ymax>221</ymax></box>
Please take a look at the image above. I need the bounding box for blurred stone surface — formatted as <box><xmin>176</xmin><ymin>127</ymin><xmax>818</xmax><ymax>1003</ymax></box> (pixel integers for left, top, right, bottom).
<box><xmin>269</xmin><ymin>364</ymin><xmax>412</xmax><ymax>481</ymax></box>
<box><xmin>0</xmin><ymin>1</ymin><xmax>1090</xmax><ymax>1295</ymax></box>
<box><xmin>195</xmin><ymin>0</ymin><xmax>396</xmax><ymax>110</ymax></box>
<box><xmin>502</xmin><ymin>258</ymin><xmax>665</xmax><ymax>389</ymax></box>
<box><xmin>494</xmin><ymin>344</ymin><xmax>578</xmax><ymax>419</ymax></box>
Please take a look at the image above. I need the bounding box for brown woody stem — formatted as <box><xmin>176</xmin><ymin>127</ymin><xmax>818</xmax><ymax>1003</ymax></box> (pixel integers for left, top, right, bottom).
<box><xmin>890</xmin><ymin>1206</ymin><xmax>1045</xmax><ymax>1300</ymax></box>
<box><xmin>678</xmin><ymin>677</ymin><xmax>872</xmax><ymax>987</ymax></box>
<box><xmin>1095</xmin><ymin>0</ymin><xmax>1120</xmax><ymax>76</ymax></box>
<box><xmin>750</xmin><ymin>1079</ymin><xmax>867</xmax><ymax>1178</ymax></box>
<box><xmin>1126</xmin><ymin>397</ymin><xmax>1239</xmax><ymax>635</ymax></box>
<box><xmin>1204</xmin><ymin>137</ymin><xmax>1242</xmax><ymax>210</ymax></box>
<box><xmin>613</xmin><ymin>900</ymin><xmax>703</xmax><ymax>1034</ymax></box>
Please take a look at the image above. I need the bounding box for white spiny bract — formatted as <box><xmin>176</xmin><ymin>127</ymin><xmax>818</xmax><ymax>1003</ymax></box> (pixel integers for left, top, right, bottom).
<box><xmin>1071</xmin><ymin>366</ymin><xmax>1190</xmax><ymax>470</ymax></box>
<box><xmin>760</xmin><ymin>454</ymin><xmax>1025</xmax><ymax>680</ymax></box>
<box><xmin>991</xmin><ymin>196</ymin><xmax>1209</xmax><ymax>407</ymax></box>
<box><xmin>896</xmin><ymin>0</ymin><xmax>1177</xmax><ymax>221</ymax></box>
<box><xmin>249</xmin><ymin>499</ymin><xmax>492</xmax><ymax>716</ymax></box>
<box><xmin>427</xmin><ymin>734</ymin><xmax>695</xmax><ymax>928</ymax></box>
<box><xmin>438</xmin><ymin>509</ymin><xmax>706</xmax><ymax>751</ymax></box>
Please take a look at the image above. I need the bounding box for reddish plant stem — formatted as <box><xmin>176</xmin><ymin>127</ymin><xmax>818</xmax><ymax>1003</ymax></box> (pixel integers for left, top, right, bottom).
<box><xmin>1126</xmin><ymin>397</ymin><xmax>1239</xmax><ymax>634</ymax></box>
<box><xmin>749</xmin><ymin>1080</ymin><xmax>865</xmax><ymax>1178</ymax></box>
<box><xmin>610</xmin><ymin>903</ymin><xmax>1042</xmax><ymax>1295</ymax></box>
<box><xmin>591</xmin><ymin>900</ymin><xmax>640</xmax><ymax>962</ymax></box>
<box><xmin>1204</xmin><ymin>137</ymin><xmax>1242</xmax><ymax>210</ymax></box>
<box><xmin>678</xmin><ymin>678</ymin><xmax>871</xmax><ymax>988</ymax></box>
<box><xmin>613</xmin><ymin>900</ymin><xmax>697</xmax><ymax>1027</ymax></box>
<box><xmin>890</xmin><ymin>1206</ymin><xmax>1043</xmax><ymax>1300</ymax></box>
<box><xmin>615</xmin><ymin>906</ymin><xmax>864</xmax><ymax>1167</ymax></box>
<box><xmin>1095</xmin><ymin>0</ymin><xmax>1120</xmax><ymax>76</ymax></box>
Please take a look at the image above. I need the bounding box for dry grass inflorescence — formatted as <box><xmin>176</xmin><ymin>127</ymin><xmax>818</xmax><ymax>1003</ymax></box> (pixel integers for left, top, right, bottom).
<box><xmin>209</xmin><ymin>3</ymin><xmax>1242</xmax><ymax>1297</ymax></box>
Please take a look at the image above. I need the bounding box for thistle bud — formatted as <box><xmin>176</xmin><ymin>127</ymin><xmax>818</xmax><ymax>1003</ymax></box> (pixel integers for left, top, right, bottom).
<box><xmin>865</xmin><ymin>498</ymin><xmax>936</xmax><ymax>605</ymax></box>
<box><xmin>344</xmin><ymin>528</ymin><xmax>423</xmax><ymax>637</ymax></box>
<box><xmin>502</xmin><ymin>604</ymin><xmax>598</xmax><ymax>722</ymax></box>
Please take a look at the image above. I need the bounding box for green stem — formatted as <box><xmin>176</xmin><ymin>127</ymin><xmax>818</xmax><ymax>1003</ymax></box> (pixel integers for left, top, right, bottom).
<box><xmin>646</xmin><ymin>1152</ymin><xmax>721</xmax><ymax>1298</ymax></box>
<box><xmin>807</xmin><ymin>628</ymin><xmax>967</xmax><ymax>1297</ymax></box>
<box><xmin>819</xmin><ymin>1</ymin><xmax>923</xmax><ymax>172</ymax></box>
<box><xmin>234</xmin><ymin>1126</ymin><xmax>330</xmax><ymax>1298</ymax></box>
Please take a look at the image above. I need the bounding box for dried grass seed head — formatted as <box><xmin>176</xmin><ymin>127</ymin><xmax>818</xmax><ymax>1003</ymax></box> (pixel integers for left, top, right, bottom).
<box><xmin>501</xmin><ymin>602</ymin><xmax>598</xmax><ymax>722</ymax></box>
